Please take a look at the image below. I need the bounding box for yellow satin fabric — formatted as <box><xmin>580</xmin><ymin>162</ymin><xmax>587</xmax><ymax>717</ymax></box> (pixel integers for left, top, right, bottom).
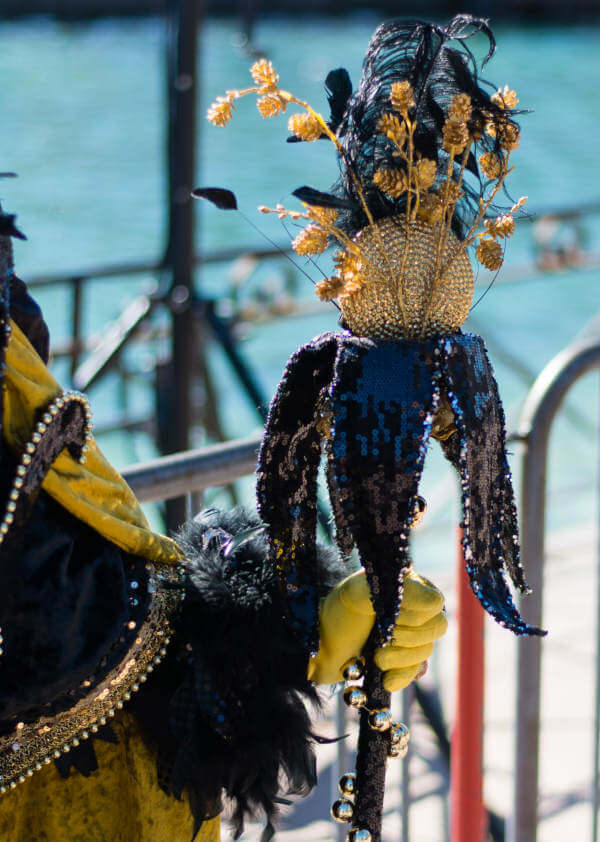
<box><xmin>3</xmin><ymin>320</ymin><xmax>183</xmax><ymax>565</ymax></box>
<box><xmin>0</xmin><ymin>713</ymin><xmax>220</xmax><ymax>842</ymax></box>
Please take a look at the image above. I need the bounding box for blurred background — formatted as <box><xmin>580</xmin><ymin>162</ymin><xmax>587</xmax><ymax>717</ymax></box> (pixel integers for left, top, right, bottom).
<box><xmin>1</xmin><ymin>2</ymin><xmax>600</xmax><ymax>840</ymax></box>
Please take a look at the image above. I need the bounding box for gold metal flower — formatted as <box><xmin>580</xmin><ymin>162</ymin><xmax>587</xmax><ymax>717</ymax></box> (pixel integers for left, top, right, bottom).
<box><xmin>415</xmin><ymin>159</ymin><xmax>437</xmax><ymax>190</ymax></box>
<box><xmin>499</xmin><ymin>122</ymin><xmax>520</xmax><ymax>151</ymax></box>
<box><xmin>334</xmin><ymin>250</ymin><xmax>363</xmax><ymax>282</ymax></box>
<box><xmin>479</xmin><ymin>151</ymin><xmax>503</xmax><ymax>179</ymax></box>
<box><xmin>257</xmin><ymin>94</ymin><xmax>286</xmax><ymax>118</ymax></box>
<box><xmin>288</xmin><ymin>112</ymin><xmax>322</xmax><ymax>142</ymax></box>
<box><xmin>491</xmin><ymin>85</ymin><xmax>519</xmax><ymax>110</ymax></box>
<box><xmin>475</xmin><ymin>238</ymin><xmax>503</xmax><ymax>270</ymax></box>
<box><xmin>340</xmin><ymin>278</ymin><xmax>364</xmax><ymax>299</ymax></box>
<box><xmin>207</xmin><ymin>96</ymin><xmax>234</xmax><ymax>127</ymax></box>
<box><xmin>484</xmin><ymin>215</ymin><xmax>515</xmax><ymax>238</ymax></box>
<box><xmin>373</xmin><ymin>168</ymin><xmax>408</xmax><ymax>198</ymax></box>
<box><xmin>416</xmin><ymin>192</ymin><xmax>444</xmax><ymax>223</ymax></box>
<box><xmin>449</xmin><ymin>93</ymin><xmax>472</xmax><ymax>122</ymax></box>
<box><xmin>377</xmin><ymin>113</ymin><xmax>407</xmax><ymax>146</ymax></box>
<box><xmin>292</xmin><ymin>224</ymin><xmax>329</xmax><ymax>255</ymax></box>
<box><xmin>250</xmin><ymin>58</ymin><xmax>279</xmax><ymax>88</ymax></box>
<box><xmin>442</xmin><ymin>117</ymin><xmax>469</xmax><ymax>154</ymax></box>
<box><xmin>390</xmin><ymin>81</ymin><xmax>415</xmax><ymax>115</ymax></box>
<box><xmin>306</xmin><ymin>205</ymin><xmax>339</xmax><ymax>226</ymax></box>
<box><xmin>315</xmin><ymin>276</ymin><xmax>345</xmax><ymax>301</ymax></box>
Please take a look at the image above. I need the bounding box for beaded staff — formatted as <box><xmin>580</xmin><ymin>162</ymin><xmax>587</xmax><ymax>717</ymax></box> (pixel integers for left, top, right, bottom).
<box><xmin>202</xmin><ymin>15</ymin><xmax>546</xmax><ymax>841</ymax></box>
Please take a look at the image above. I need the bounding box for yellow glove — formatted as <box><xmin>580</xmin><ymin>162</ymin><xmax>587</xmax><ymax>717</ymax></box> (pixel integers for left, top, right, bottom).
<box><xmin>307</xmin><ymin>569</ymin><xmax>447</xmax><ymax>692</ymax></box>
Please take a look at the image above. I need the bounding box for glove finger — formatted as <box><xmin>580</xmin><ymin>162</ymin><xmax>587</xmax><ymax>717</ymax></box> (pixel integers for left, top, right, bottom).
<box><xmin>391</xmin><ymin>612</ymin><xmax>448</xmax><ymax>647</ymax></box>
<box><xmin>338</xmin><ymin>570</ymin><xmax>375</xmax><ymax>617</ymax></box>
<box><xmin>398</xmin><ymin>573</ymin><xmax>445</xmax><ymax>625</ymax></box>
<box><xmin>393</xmin><ymin>605</ymin><xmax>444</xmax><ymax>627</ymax></box>
<box><xmin>382</xmin><ymin>664</ymin><xmax>423</xmax><ymax>693</ymax></box>
<box><xmin>374</xmin><ymin>642</ymin><xmax>434</xmax><ymax>672</ymax></box>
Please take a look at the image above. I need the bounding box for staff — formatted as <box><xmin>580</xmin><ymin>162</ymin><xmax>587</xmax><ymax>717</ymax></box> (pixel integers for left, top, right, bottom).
<box><xmin>204</xmin><ymin>15</ymin><xmax>545</xmax><ymax>839</ymax></box>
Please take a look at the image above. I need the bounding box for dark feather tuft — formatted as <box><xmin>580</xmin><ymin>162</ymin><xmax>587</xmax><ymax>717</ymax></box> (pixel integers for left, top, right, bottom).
<box><xmin>192</xmin><ymin>187</ymin><xmax>238</xmax><ymax>210</ymax></box>
<box><xmin>133</xmin><ymin>507</ymin><xmax>346</xmax><ymax>840</ymax></box>
<box><xmin>325</xmin><ymin>68</ymin><xmax>353</xmax><ymax>132</ymax></box>
<box><xmin>292</xmin><ymin>186</ymin><xmax>358</xmax><ymax>211</ymax></box>
<box><xmin>324</xmin><ymin>15</ymin><xmax>520</xmax><ymax>238</ymax></box>
<box><xmin>0</xmin><ymin>213</ymin><xmax>26</xmax><ymax>240</ymax></box>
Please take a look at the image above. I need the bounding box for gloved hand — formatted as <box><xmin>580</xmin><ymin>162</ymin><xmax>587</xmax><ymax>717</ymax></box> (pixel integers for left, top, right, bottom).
<box><xmin>307</xmin><ymin>569</ymin><xmax>447</xmax><ymax>692</ymax></box>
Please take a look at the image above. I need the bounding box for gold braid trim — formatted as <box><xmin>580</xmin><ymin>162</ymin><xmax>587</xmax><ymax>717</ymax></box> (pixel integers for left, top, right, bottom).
<box><xmin>0</xmin><ymin>563</ymin><xmax>184</xmax><ymax>794</ymax></box>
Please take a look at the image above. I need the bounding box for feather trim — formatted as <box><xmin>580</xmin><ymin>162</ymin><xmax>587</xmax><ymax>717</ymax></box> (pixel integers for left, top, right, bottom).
<box><xmin>133</xmin><ymin>507</ymin><xmax>345</xmax><ymax>840</ymax></box>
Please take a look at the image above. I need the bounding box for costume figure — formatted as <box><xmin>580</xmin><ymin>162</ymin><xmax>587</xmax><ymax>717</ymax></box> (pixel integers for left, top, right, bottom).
<box><xmin>0</xmin><ymin>203</ymin><xmax>446</xmax><ymax>841</ymax></box>
<box><xmin>203</xmin><ymin>14</ymin><xmax>545</xmax><ymax>840</ymax></box>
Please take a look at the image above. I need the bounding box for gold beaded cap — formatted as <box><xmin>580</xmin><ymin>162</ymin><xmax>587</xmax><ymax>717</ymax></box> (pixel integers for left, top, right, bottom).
<box><xmin>340</xmin><ymin>217</ymin><xmax>473</xmax><ymax>340</ymax></box>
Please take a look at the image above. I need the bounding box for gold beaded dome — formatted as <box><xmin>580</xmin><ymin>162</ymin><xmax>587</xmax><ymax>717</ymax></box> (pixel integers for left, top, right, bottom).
<box><xmin>340</xmin><ymin>216</ymin><xmax>473</xmax><ymax>340</ymax></box>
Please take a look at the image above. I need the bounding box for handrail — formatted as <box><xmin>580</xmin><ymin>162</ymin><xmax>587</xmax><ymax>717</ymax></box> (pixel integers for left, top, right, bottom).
<box><xmin>26</xmin><ymin>243</ymin><xmax>290</xmax><ymax>289</ymax></box>
<box><xmin>121</xmin><ymin>432</ymin><xmax>262</xmax><ymax>502</ymax></box>
<box><xmin>513</xmin><ymin>337</ymin><xmax>600</xmax><ymax>842</ymax></box>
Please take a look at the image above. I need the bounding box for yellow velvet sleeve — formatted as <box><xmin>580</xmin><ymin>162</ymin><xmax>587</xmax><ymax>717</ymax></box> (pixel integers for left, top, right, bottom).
<box><xmin>0</xmin><ymin>713</ymin><xmax>219</xmax><ymax>842</ymax></box>
<box><xmin>3</xmin><ymin>320</ymin><xmax>183</xmax><ymax>565</ymax></box>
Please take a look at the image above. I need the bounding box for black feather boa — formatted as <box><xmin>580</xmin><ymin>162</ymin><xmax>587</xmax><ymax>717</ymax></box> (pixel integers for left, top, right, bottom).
<box><xmin>133</xmin><ymin>507</ymin><xmax>347</xmax><ymax>841</ymax></box>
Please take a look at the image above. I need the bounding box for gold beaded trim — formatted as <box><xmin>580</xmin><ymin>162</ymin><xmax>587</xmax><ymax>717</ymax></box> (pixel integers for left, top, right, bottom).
<box><xmin>0</xmin><ymin>390</ymin><xmax>93</xmax><ymax>546</ymax></box>
<box><xmin>0</xmin><ymin>562</ymin><xmax>184</xmax><ymax>794</ymax></box>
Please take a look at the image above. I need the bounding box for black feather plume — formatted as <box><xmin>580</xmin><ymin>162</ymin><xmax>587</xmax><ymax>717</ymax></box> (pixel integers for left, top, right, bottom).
<box><xmin>287</xmin><ymin>67</ymin><xmax>352</xmax><ymax>143</ymax></box>
<box><xmin>133</xmin><ymin>508</ymin><xmax>347</xmax><ymax>840</ymax></box>
<box><xmin>325</xmin><ymin>68</ymin><xmax>353</xmax><ymax>132</ymax></box>
<box><xmin>292</xmin><ymin>186</ymin><xmax>358</xmax><ymax>211</ymax></box>
<box><xmin>192</xmin><ymin>187</ymin><xmax>238</xmax><ymax>210</ymax></box>
<box><xmin>326</xmin><ymin>15</ymin><xmax>519</xmax><ymax>238</ymax></box>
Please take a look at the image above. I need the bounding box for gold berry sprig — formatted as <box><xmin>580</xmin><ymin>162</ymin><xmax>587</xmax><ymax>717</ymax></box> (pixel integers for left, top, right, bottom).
<box><xmin>207</xmin><ymin>58</ymin><xmax>343</xmax><ymax>151</ymax></box>
<box><xmin>207</xmin><ymin>58</ymin><xmax>384</xmax><ymax>272</ymax></box>
<box><xmin>257</xmin><ymin>200</ymin><xmax>379</xmax><ymax>305</ymax></box>
<box><xmin>461</xmin><ymin>88</ymin><xmax>525</xmax><ymax>272</ymax></box>
<box><xmin>459</xmin><ymin>85</ymin><xmax>525</xmax><ymax>273</ymax></box>
<box><xmin>472</xmin><ymin>197</ymin><xmax>526</xmax><ymax>271</ymax></box>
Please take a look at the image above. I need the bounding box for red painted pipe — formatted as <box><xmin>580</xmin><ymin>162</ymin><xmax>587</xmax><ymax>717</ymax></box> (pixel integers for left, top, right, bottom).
<box><xmin>450</xmin><ymin>528</ymin><xmax>487</xmax><ymax>842</ymax></box>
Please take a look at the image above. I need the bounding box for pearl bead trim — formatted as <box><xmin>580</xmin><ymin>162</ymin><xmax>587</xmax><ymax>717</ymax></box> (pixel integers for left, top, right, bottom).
<box><xmin>0</xmin><ymin>563</ymin><xmax>185</xmax><ymax>794</ymax></box>
<box><xmin>0</xmin><ymin>390</ymin><xmax>94</xmax><ymax>551</ymax></box>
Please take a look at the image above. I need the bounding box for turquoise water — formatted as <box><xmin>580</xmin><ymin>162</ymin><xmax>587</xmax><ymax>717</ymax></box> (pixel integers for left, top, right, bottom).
<box><xmin>1</xmin><ymin>16</ymin><xmax>599</xmax><ymax>568</ymax></box>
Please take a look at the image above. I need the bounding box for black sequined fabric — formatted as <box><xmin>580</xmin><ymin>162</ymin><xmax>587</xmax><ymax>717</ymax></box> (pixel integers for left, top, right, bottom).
<box><xmin>328</xmin><ymin>334</ymin><xmax>439</xmax><ymax>643</ymax></box>
<box><xmin>440</xmin><ymin>334</ymin><xmax>538</xmax><ymax>633</ymax></box>
<box><xmin>258</xmin><ymin>329</ymin><xmax>543</xmax><ymax>650</ymax></box>
<box><xmin>257</xmin><ymin>334</ymin><xmax>339</xmax><ymax>651</ymax></box>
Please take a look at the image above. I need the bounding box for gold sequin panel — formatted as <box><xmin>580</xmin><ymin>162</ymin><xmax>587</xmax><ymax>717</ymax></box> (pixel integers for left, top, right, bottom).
<box><xmin>341</xmin><ymin>217</ymin><xmax>474</xmax><ymax>340</ymax></box>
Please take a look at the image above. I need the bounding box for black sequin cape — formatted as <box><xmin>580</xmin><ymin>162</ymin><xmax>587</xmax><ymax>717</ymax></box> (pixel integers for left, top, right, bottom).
<box><xmin>257</xmin><ymin>329</ymin><xmax>544</xmax><ymax>653</ymax></box>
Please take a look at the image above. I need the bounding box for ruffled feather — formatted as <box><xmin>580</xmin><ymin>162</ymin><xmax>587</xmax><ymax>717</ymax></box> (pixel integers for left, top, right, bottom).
<box><xmin>332</xmin><ymin>15</ymin><xmax>519</xmax><ymax>238</ymax></box>
<box><xmin>133</xmin><ymin>507</ymin><xmax>345</xmax><ymax>840</ymax></box>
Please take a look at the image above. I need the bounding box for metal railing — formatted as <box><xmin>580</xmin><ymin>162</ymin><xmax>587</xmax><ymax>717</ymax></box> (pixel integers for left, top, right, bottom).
<box><xmin>512</xmin><ymin>336</ymin><xmax>600</xmax><ymax>842</ymax></box>
<box><xmin>122</xmin><ymin>433</ymin><xmax>261</xmax><ymax>502</ymax></box>
<box><xmin>28</xmin><ymin>243</ymin><xmax>290</xmax><ymax>368</ymax></box>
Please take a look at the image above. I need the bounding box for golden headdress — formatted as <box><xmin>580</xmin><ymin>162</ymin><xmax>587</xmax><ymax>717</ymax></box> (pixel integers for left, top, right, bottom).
<box><xmin>206</xmin><ymin>15</ymin><xmax>526</xmax><ymax>340</ymax></box>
